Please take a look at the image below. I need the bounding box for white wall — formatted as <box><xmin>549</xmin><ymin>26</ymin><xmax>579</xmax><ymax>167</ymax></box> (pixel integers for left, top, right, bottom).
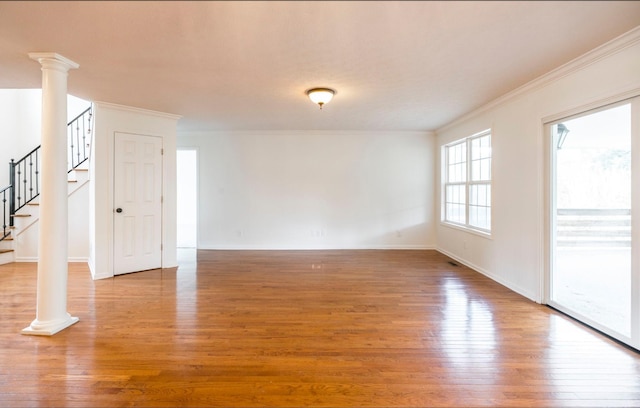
<box><xmin>14</xmin><ymin>177</ymin><xmax>90</xmax><ymax>262</ymax></box>
<box><xmin>0</xmin><ymin>89</ymin><xmax>91</xmax><ymax>187</ymax></box>
<box><xmin>90</xmin><ymin>102</ymin><xmax>180</xmax><ymax>280</ymax></box>
<box><xmin>0</xmin><ymin>89</ymin><xmax>42</xmax><ymax>188</ymax></box>
<box><xmin>177</xmin><ymin>130</ymin><xmax>435</xmax><ymax>250</ymax></box>
<box><xmin>435</xmin><ymin>27</ymin><xmax>640</xmax><ymax>302</ymax></box>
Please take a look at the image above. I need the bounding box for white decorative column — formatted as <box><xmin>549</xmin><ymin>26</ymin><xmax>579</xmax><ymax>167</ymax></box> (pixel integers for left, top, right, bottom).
<box><xmin>22</xmin><ymin>53</ymin><xmax>79</xmax><ymax>336</ymax></box>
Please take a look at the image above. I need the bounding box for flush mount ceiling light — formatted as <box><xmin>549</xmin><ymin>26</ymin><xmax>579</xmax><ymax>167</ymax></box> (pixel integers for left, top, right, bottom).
<box><xmin>306</xmin><ymin>87</ymin><xmax>336</xmax><ymax>110</ymax></box>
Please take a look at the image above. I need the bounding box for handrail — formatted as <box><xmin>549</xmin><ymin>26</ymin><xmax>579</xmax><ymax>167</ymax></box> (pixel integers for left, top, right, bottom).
<box><xmin>13</xmin><ymin>145</ymin><xmax>40</xmax><ymax>165</ymax></box>
<box><xmin>69</xmin><ymin>105</ymin><xmax>91</xmax><ymax>125</ymax></box>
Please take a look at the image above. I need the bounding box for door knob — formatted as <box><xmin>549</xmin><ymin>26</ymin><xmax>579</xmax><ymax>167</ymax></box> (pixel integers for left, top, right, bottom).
<box><xmin>116</xmin><ymin>208</ymin><xmax>123</xmax><ymax>213</ymax></box>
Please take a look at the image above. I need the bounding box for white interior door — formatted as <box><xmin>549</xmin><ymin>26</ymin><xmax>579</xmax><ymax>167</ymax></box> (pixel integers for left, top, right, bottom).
<box><xmin>114</xmin><ymin>132</ymin><xmax>163</xmax><ymax>275</ymax></box>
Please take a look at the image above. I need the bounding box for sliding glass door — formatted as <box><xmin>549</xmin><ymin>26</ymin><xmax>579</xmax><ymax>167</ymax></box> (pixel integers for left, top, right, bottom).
<box><xmin>549</xmin><ymin>99</ymin><xmax>639</xmax><ymax>349</ymax></box>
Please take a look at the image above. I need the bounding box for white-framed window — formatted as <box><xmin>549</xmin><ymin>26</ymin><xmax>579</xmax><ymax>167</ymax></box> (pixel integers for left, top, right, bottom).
<box><xmin>443</xmin><ymin>130</ymin><xmax>492</xmax><ymax>233</ymax></box>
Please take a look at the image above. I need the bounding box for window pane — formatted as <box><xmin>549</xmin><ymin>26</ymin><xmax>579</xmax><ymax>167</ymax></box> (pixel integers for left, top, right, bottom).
<box><xmin>445</xmin><ymin>184</ymin><xmax>466</xmax><ymax>224</ymax></box>
<box><xmin>446</xmin><ymin>185</ymin><xmax>466</xmax><ymax>204</ymax></box>
<box><xmin>471</xmin><ymin>160</ymin><xmax>480</xmax><ymax>181</ymax></box>
<box><xmin>469</xmin><ymin>184</ymin><xmax>490</xmax><ymax>206</ymax></box>
<box><xmin>469</xmin><ymin>184</ymin><xmax>491</xmax><ymax>230</ymax></box>
<box><xmin>448</xmin><ymin>142</ymin><xmax>465</xmax><ymax>164</ymax></box>
<box><xmin>481</xmin><ymin>159</ymin><xmax>491</xmax><ymax>180</ymax></box>
<box><xmin>470</xmin><ymin>133</ymin><xmax>491</xmax><ymax>182</ymax></box>
<box><xmin>448</xmin><ymin>164</ymin><xmax>457</xmax><ymax>182</ymax></box>
<box><xmin>469</xmin><ymin>205</ymin><xmax>489</xmax><ymax>230</ymax></box>
<box><xmin>447</xmin><ymin>142</ymin><xmax>467</xmax><ymax>183</ymax></box>
<box><xmin>447</xmin><ymin>144</ymin><xmax>456</xmax><ymax>164</ymax></box>
<box><xmin>449</xmin><ymin>204</ymin><xmax>465</xmax><ymax>224</ymax></box>
<box><xmin>471</xmin><ymin>137</ymin><xmax>481</xmax><ymax>160</ymax></box>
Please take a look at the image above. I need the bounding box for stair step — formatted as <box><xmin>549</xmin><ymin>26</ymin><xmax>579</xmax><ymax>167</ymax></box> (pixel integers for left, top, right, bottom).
<box><xmin>10</xmin><ymin>214</ymin><xmax>31</xmax><ymax>218</ymax></box>
<box><xmin>0</xmin><ymin>249</ymin><xmax>14</xmax><ymax>265</ymax></box>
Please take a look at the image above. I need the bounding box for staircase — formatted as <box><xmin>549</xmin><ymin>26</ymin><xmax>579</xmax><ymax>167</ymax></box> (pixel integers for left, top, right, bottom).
<box><xmin>0</xmin><ymin>105</ymin><xmax>92</xmax><ymax>265</ymax></box>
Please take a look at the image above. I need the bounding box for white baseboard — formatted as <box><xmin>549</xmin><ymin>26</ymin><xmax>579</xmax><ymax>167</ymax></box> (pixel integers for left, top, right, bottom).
<box><xmin>15</xmin><ymin>257</ymin><xmax>89</xmax><ymax>263</ymax></box>
<box><xmin>15</xmin><ymin>257</ymin><xmax>37</xmax><ymax>262</ymax></box>
<box><xmin>435</xmin><ymin>247</ymin><xmax>538</xmax><ymax>302</ymax></box>
<box><xmin>197</xmin><ymin>244</ymin><xmax>435</xmax><ymax>251</ymax></box>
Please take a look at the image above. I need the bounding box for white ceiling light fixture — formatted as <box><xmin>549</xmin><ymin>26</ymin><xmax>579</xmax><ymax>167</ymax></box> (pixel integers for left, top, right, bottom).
<box><xmin>306</xmin><ymin>87</ymin><xmax>336</xmax><ymax>110</ymax></box>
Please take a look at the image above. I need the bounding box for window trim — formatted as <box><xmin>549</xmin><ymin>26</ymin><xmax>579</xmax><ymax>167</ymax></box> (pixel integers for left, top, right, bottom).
<box><xmin>442</xmin><ymin>129</ymin><xmax>492</xmax><ymax>235</ymax></box>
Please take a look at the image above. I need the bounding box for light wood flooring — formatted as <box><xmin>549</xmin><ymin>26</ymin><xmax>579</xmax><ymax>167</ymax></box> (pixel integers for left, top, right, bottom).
<box><xmin>1</xmin><ymin>249</ymin><xmax>639</xmax><ymax>407</ymax></box>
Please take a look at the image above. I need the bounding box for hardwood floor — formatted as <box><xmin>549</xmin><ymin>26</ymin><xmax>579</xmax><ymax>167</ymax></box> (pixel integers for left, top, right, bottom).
<box><xmin>1</xmin><ymin>249</ymin><xmax>639</xmax><ymax>407</ymax></box>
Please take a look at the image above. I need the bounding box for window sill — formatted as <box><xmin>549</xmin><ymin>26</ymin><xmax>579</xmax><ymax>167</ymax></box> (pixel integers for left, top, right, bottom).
<box><xmin>440</xmin><ymin>221</ymin><xmax>492</xmax><ymax>240</ymax></box>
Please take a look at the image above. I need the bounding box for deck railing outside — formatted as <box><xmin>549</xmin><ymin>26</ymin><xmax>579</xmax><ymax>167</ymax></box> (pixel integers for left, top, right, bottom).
<box><xmin>556</xmin><ymin>208</ymin><xmax>630</xmax><ymax>247</ymax></box>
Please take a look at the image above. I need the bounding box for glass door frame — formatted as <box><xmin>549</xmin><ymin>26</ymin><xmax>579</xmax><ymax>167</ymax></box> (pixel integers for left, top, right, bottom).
<box><xmin>544</xmin><ymin>96</ymin><xmax>640</xmax><ymax>351</ymax></box>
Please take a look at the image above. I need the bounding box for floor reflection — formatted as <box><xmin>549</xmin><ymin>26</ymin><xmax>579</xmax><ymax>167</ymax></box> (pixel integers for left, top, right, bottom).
<box><xmin>441</xmin><ymin>277</ymin><xmax>497</xmax><ymax>377</ymax></box>
<box><xmin>176</xmin><ymin>248</ymin><xmax>198</xmax><ymax>331</ymax></box>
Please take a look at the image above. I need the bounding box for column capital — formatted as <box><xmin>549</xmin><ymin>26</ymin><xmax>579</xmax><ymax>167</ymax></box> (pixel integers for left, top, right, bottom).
<box><xmin>29</xmin><ymin>52</ymin><xmax>79</xmax><ymax>72</ymax></box>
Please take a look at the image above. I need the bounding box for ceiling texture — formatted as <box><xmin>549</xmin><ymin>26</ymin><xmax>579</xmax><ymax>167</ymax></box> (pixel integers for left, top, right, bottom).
<box><xmin>1</xmin><ymin>1</ymin><xmax>639</xmax><ymax>132</ymax></box>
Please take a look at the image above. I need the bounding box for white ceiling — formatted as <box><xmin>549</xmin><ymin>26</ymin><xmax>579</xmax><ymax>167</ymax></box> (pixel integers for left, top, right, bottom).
<box><xmin>0</xmin><ymin>1</ymin><xmax>639</xmax><ymax>132</ymax></box>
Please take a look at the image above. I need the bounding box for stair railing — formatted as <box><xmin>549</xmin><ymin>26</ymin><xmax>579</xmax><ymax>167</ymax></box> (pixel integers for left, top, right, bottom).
<box><xmin>10</xmin><ymin>146</ymin><xmax>40</xmax><ymax>214</ymax></box>
<box><xmin>0</xmin><ymin>104</ymin><xmax>92</xmax><ymax>243</ymax></box>
<box><xmin>1</xmin><ymin>184</ymin><xmax>11</xmax><ymax>240</ymax></box>
<box><xmin>68</xmin><ymin>105</ymin><xmax>93</xmax><ymax>171</ymax></box>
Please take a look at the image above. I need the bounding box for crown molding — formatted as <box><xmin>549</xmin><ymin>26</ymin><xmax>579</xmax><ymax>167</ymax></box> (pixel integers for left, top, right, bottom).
<box><xmin>93</xmin><ymin>101</ymin><xmax>182</xmax><ymax>121</ymax></box>
<box><xmin>437</xmin><ymin>25</ymin><xmax>640</xmax><ymax>134</ymax></box>
<box><xmin>177</xmin><ymin>129</ymin><xmax>435</xmax><ymax>137</ymax></box>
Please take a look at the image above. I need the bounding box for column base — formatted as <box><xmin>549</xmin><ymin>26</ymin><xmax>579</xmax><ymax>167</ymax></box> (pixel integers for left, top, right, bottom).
<box><xmin>21</xmin><ymin>314</ymin><xmax>79</xmax><ymax>336</ymax></box>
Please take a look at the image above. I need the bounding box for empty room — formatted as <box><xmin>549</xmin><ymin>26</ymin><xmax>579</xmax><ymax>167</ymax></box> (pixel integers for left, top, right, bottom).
<box><xmin>1</xmin><ymin>1</ymin><xmax>640</xmax><ymax>407</ymax></box>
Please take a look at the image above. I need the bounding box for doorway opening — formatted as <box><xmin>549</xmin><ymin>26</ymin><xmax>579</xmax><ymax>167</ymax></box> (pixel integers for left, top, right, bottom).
<box><xmin>548</xmin><ymin>101</ymin><xmax>637</xmax><ymax>349</ymax></box>
<box><xmin>177</xmin><ymin>149</ymin><xmax>197</xmax><ymax>248</ymax></box>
